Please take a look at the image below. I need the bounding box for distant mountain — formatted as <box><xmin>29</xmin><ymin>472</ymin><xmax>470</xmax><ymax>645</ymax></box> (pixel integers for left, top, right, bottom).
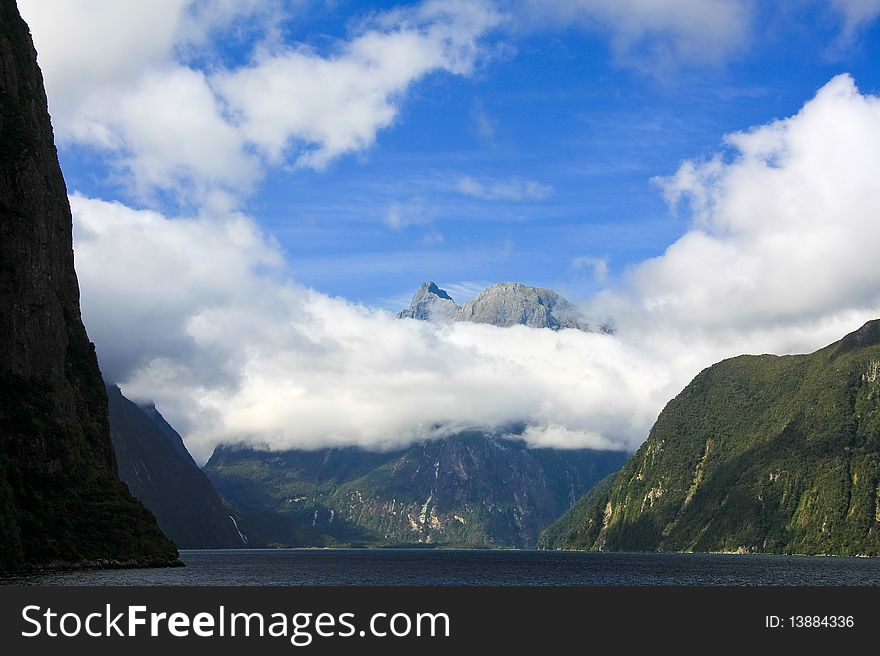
<box><xmin>107</xmin><ymin>386</ymin><xmax>254</xmax><ymax>548</ymax></box>
<box><xmin>399</xmin><ymin>281</ymin><xmax>461</xmax><ymax>322</ymax></box>
<box><xmin>541</xmin><ymin>320</ymin><xmax>880</xmax><ymax>556</ymax></box>
<box><xmin>205</xmin><ymin>432</ymin><xmax>627</xmax><ymax>548</ymax></box>
<box><xmin>398</xmin><ymin>281</ymin><xmax>611</xmax><ymax>332</ymax></box>
<box><xmin>0</xmin><ymin>0</ymin><xmax>177</xmax><ymax>570</ymax></box>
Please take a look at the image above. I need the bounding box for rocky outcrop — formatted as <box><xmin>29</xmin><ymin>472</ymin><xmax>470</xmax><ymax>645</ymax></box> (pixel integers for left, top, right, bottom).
<box><xmin>0</xmin><ymin>0</ymin><xmax>178</xmax><ymax>569</ymax></box>
<box><xmin>460</xmin><ymin>282</ymin><xmax>593</xmax><ymax>330</ymax></box>
<box><xmin>398</xmin><ymin>282</ymin><xmax>461</xmax><ymax>322</ymax></box>
<box><xmin>398</xmin><ymin>281</ymin><xmax>610</xmax><ymax>332</ymax></box>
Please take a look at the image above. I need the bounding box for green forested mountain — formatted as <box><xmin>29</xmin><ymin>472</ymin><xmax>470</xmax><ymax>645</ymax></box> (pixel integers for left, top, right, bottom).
<box><xmin>206</xmin><ymin>433</ymin><xmax>627</xmax><ymax>548</ymax></box>
<box><xmin>541</xmin><ymin>320</ymin><xmax>880</xmax><ymax>556</ymax></box>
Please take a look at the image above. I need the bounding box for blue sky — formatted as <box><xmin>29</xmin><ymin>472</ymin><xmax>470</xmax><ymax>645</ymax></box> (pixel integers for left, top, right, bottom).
<box><xmin>16</xmin><ymin>1</ymin><xmax>880</xmax><ymax>457</ymax></box>
<box><xmin>40</xmin><ymin>0</ymin><xmax>880</xmax><ymax>310</ymax></box>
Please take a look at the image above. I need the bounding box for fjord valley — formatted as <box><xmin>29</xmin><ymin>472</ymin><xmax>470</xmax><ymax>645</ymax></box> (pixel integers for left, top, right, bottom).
<box><xmin>206</xmin><ymin>434</ymin><xmax>625</xmax><ymax>548</ymax></box>
<box><xmin>6</xmin><ymin>0</ymin><xmax>880</xmax><ymax>581</ymax></box>
<box><xmin>542</xmin><ymin>320</ymin><xmax>880</xmax><ymax>556</ymax></box>
<box><xmin>203</xmin><ymin>281</ymin><xmax>626</xmax><ymax>548</ymax></box>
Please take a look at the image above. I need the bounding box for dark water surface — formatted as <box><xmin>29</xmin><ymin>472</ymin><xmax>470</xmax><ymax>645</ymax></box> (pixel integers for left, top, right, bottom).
<box><xmin>4</xmin><ymin>549</ymin><xmax>880</xmax><ymax>586</ymax></box>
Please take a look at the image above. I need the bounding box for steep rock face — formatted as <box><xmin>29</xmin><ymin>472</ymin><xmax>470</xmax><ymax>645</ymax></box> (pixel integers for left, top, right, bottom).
<box><xmin>541</xmin><ymin>320</ymin><xmax>880</xmax><ymax>556</ymax></box>
<box><xmin>398</xmin><ymin>281</ymin><xmax>460</xmax><ymax>322</ymax></box>
<box><xmin>205</xmin><ymin>433</ymin><xmax>627</xmax><ymax>548</ymax></box>
<box><xmin>460</xmin><ymin>282</ymin><xmax>592</xmax><ymax>330</ymax></box>
<box><xmin>0</xmin><ymin>0</ymin><xmax>177</xmax><ymax>569</ymax></box>
<box><xmin>398</xmin><ymin>281</ymin><xmax>608</xmax><ymax>332</ymax></box>
<box><xmin>107</xmin><ymin>386</ymin><xmax>253</xmax><ymax>549</ymax></box>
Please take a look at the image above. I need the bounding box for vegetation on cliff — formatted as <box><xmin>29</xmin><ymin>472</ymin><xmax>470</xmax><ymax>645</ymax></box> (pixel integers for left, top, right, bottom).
<box><xmin>541</xmin><ymin>320</ymin><xmax>880</xmax><ymax>556</ymax></box>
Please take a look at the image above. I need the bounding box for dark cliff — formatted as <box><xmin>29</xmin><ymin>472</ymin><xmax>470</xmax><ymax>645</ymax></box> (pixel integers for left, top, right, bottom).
<box><xmin>0</xmin><ymin>0</ymin><xmax>178</xmax><ymax>569</ymax></box>
<box><xmin>108</xmin><ymin>386</ymin><xmax>253</xmax><ymax>548</ymax></box>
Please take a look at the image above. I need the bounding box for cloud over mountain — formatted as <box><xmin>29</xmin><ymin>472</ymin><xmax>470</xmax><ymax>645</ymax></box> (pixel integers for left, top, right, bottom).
<box><xmin>68</xmin><ymin>75</ymin><xmax>880</xmax><ymax>462</ymax></box>
<box><xmin>73</xmin><ymin>196</ymin><xmax>660</xmax><ymax>463</ymax></box>
<box><xmin>20</xmin><ymin>3</ymin><xmax>880</xmax><ymax>462</ymax></box>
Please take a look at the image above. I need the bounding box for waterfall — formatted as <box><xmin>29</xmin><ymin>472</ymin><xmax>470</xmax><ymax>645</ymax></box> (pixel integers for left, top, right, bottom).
<box><xmin>228</xmin><ymin>515</ymin><xmax>248</xmax><ymax>545</ymax></box>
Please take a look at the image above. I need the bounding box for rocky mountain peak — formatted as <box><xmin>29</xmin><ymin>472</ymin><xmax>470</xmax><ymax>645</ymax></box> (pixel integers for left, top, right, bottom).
<box><xmin>832</xmin><ymin>318</ymin><xmax>880</xmax><ymax>358</ymax></box>
<box><xmin>418</xmin><ymin>281</ymin><xmax>453</xmax><ymax>301</ymax></box>
<box><xmin>397</xmin><ymin>281</ymin><xmax>460</xmax><ymax>322</ymax></box>
<box><xmin>398</xmin><ymin>280</ymin><xmax>609</xmax><ymax>332</ymax></box>
<box><xmin>460</xmin><ymin>282</ymin><xmax>591</xmax><ymax>330</ymax></box>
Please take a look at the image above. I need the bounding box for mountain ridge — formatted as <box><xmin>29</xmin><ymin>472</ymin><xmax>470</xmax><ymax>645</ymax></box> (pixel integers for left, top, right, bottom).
<box><xmin>206</xmin><ymin>432</ymin><xmax>628</xmax><ymax>548</ymax></box>
<box><xmin>540</xmin><ymin>319</ymin><xmax>880</xmax><ymax>556</ymax></box>
<box><xmin>107</xmin><ymin>385</ymin><xmax>255</xmax><ymax>549</ymax></box>
<box><xmin>398</xmin><ymin>280</ymin><xmax>610</xmax><ymax>332</ymax></box>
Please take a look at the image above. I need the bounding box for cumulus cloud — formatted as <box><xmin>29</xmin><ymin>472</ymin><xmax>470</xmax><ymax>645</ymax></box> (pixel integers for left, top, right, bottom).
<box><xmin>72</xmin><ymin>195</ymin><xmax>664</xmax><ymax>463</ymax></box>
<box><xmin>72</xmin><ymin>73</ymin><xmax>880</xmax><ymax>463</ymax></box>
<box><xmin>70</xmin><ymin>194</ymin><xmax>284</xmax><ymax>386</ymax></box>
<box><xmin>517</xmin><ymin>0</ymin><xmax>751</xmax><ymax>69</ymax></box>
<box><xmin>567</xmin><ymin>73</ymin><xmax>880</xmax><ymax>410</ymax></box>
<box><xmin>215</xmin><ymin>0</ymin><xmax>502</xmax><ymax>170</ymax></box>
<box><xmin>635</xmin><ymin>74</ymin><xmax>880</xmax><ymax>334</ymax></box>
<box><xmin>18</xmin><ymin>0</ymin><xmax>189</xmax><ymax>123</ymax></box>
<box><xmin>457</xmin><ymin>176</ymin><xmax>552</xmax><ymax>200</ymax></box>
<box><xmin>19</xmin><ymin>0</ymin><xmax>500</xmax><ymax>199</ymax></box>
<box><xmin>77</xmin><ymin>67</ymin><xmax>262</xmax><ymax>200</ymax></box>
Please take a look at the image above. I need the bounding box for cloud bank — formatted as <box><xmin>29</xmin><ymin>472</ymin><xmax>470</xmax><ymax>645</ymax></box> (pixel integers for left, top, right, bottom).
<box><xmin>21</xmin><ymin>2</ymin><xmax>880</xmax><ymax>461</ymax></box>
<box><xmin>72</xmin><ymin>194</ymin><xmax>662</xmax><ymax>462</ymax></box>
<box><xmin>67</xmin><ymin>74</ymin><xmax>880</xmax><ymax>463</ymax></box>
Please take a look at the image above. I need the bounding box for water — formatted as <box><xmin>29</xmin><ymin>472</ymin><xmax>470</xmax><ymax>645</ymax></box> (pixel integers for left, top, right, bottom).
<box><xmin>3</xmin><ymin>549</ymin><xmax>880</xmax><ymax>585</ymax></box>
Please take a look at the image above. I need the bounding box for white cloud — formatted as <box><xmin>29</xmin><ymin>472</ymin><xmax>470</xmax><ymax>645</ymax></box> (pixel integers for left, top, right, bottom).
<box><xmin>830</xmin><ymin>0</ymin><xmax>880</xmax><ymax>38</ymax></box>
<box><xmin>517</xmin><ymin>0</ymin><xmax>751</xmax><ymax>69</ymax></box>
<box><xmin>77</xmin><ymin>67</ymin><xmax>261</xmax><ymax>200</ymax></box>
<box><xmin>72</xmin><ymin>195</ymin><xmax>659</xmax><ymax>463</ymax></box>
<box><xmin>17</xmin><ymin>0</ymin><xmax>189</xmax><ymax>124</ymax></box>
<box><xmin>216</xmin><ymin>1</ymin><xmax>502</xmax><ymax>170</ymax></box>
<box><xmin>470</xmin><ymin>99</ymin><xmax>496</xmax><ymax>141</ymax></box>
<box><xmin>637</xmin><ymin>74</ymin><xmax>880</xmax><ymax>332</ymax></box>
<box><xmin>514</xmin><ymin>424</ymin><xmax>621</xmax><ymax>450</ymax></box>
<box><xmin>457</xmin><ymin>176</ymin><xmax>552</xmax><ymax>200</ymax></box>
<box><xmin>19</xmin><ymin>0</ymin><xmax>501</xmax><ymax>199</ymax></box>
<box><xmin>71</xmin><ymin>194</ymin><xmax>285</xmax><ymax>387</ymax></box>
<box><xmin>69</xmin><ymin>74</ymin><xmax>880</xmax><ymax>463</ymax></box>
<box><xmin>572</xmin><ymin>256</ymin><xmax>609</xmax><ymax>283</ymax></box>
<box><xmin>442</xmin><ymin>281</ymin><xmax>492</xmax><ymax>301</ymax></box>
<box><xmin>420</xmin><ymin>230</ymin><xmax>446</xmax><ymax>245</ymax></box>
